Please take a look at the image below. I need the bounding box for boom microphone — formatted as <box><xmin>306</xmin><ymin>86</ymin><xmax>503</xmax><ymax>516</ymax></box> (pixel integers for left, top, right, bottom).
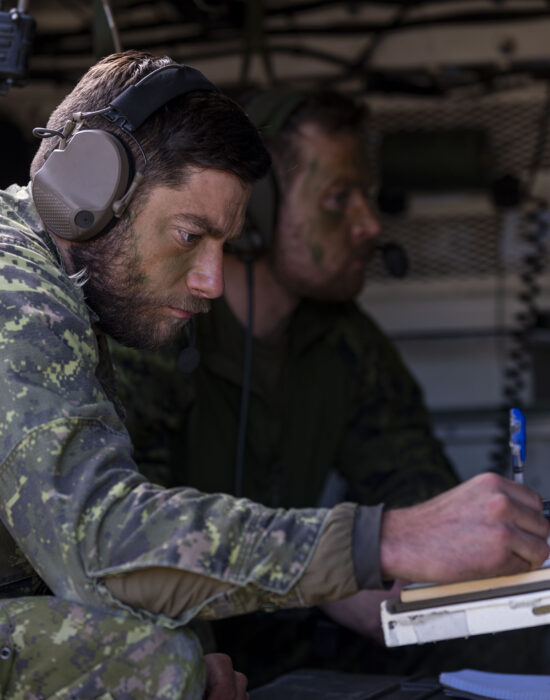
<box><xmin>378</xmin><ymin>242</ymin><xmax>409</xmax><ymax>279</ymax></box>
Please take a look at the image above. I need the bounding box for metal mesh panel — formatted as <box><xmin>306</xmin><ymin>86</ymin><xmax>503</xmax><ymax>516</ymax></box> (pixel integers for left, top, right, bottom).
<box><xmin>366</xmin><ymin>88</ymin><xmax>550</xmax><ymax>285</ymax></box>
<box><xmin>368</xmin><ymin>208</ymin><xmax>550</xmax><ymax>284</ymax></box>
<box><xmin>370</xmin><ymin>213</ymin><xmax>505</xmax><ymax>280</ymax></box>
<box><xmin>369</xmin><ymin>89</ymin><xmax>550</xmax><ymax>182</ymax></box>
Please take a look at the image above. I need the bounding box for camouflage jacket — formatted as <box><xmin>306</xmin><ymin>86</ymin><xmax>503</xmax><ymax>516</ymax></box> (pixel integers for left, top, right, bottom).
<box><xmin>0</xmin><ymin>184</ymin><xmax>356</xmax><ymax>629</ymax></box>
<box><xmin>113</xmin><ymin>294</ymin><xmax>459</xmax><ymax>512</ymax></box>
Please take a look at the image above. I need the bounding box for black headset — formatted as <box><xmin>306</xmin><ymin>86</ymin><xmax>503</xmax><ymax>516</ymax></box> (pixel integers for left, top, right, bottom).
<box><xmin>227</xmin><ymin>89</ymin><xmax>306</xmax><ymax>259</ymax></box>
<box><xmin>32</xmin><ymin>63</ymin><xmax>218</xmax><ymax>242</ymax></box>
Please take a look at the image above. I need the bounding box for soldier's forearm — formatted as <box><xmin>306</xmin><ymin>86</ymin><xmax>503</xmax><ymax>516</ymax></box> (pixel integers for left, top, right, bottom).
<box><xmin>104</xmin><ymin>502</ymin><xmax>368</xmax><ymax>620</ymax></box>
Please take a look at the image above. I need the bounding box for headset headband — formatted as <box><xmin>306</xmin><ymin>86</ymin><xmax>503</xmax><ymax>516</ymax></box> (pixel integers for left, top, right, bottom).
<box><xmin>102</xmin><ymin>64</ymin><xmax>219</xmax><ymax>132</ymax></box>
<box><xmin>228</xmin><ymin>89</ymin><xmax>306</xmax><ymax>258</ymax></box>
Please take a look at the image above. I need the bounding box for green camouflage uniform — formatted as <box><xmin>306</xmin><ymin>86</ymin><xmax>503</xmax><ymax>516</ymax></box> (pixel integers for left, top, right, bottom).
<box><xmin>0</xmin><ymin>184</ymin><xmax>366</xmax><ymax>697</ymax></box>
<box><xmin>0</xmin><ymin>596</ymin><xmax>205</xmax><ymax>699</ymax></box>
<box><xmin>113</xmin><ymin>283</ymin><xmax>550</xmax><ymax>688</ymax></box>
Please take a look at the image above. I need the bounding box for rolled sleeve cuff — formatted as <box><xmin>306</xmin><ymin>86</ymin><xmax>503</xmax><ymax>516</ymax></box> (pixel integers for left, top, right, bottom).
<box><xmin>296</xmin><ymin>502</ymin><xmax>358</xmax><ymax>605</ymax></box>
<box><xmin>352</xmin><ymin>503</ymin><xmax>385</xmax><ymax>589</ymax></box>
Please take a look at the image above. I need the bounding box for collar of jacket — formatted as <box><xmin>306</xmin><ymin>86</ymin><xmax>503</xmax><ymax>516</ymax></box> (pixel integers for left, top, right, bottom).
<box><xmin>194</xmin><ymin>295</ymin><xmax>355</xmax><ymax>388</ymax></box>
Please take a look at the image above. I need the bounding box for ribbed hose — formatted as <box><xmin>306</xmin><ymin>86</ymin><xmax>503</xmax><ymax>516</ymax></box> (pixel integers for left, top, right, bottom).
<box><xmin>490</xmin><ymin>204</ymin><xmax>549</xmax><ymax>473</ymax></box>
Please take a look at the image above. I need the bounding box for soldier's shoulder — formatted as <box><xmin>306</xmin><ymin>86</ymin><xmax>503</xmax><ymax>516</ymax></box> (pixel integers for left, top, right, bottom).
<box><xmin>0</xmin><ymin>184</ymin><xmax>40</xmax><ymax>227</ymax></box>
<box><xmin>109</xmin><ymin>337</ymin><xmax>180</xmax><ymax>377</ymax></box>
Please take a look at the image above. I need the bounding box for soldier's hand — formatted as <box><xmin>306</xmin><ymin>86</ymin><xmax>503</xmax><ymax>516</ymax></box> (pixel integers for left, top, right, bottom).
<box><xmin>380</xmin><ymin>472</ymin><xmax>550</xmax><ymax>584</ymax></box>
<box><xmin>203</xmin><ymin>653</ymin><xmax>248</xmax><ymax>700</ymax></box>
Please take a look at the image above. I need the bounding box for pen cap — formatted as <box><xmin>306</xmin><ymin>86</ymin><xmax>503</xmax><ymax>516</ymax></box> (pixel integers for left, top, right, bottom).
<box><xmin>509</xmin><ymin>407</ymin><xmax>526</xmax><ymax>462</ymax></box>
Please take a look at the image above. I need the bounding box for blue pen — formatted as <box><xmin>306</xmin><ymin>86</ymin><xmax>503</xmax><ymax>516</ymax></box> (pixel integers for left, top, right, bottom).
<box><xmin>509</xmin><ymin>407</ymin><xmax>526</xmax><ymax>484</ymax></box>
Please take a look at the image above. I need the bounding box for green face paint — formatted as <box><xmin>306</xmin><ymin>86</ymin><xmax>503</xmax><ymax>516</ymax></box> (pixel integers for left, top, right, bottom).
<box><xmin>320</xmin><ymin>208</ymin><xmax>345</xmax><ymax>224</ymax></box>
<box><xmin>310</xmin><ymin>242</ymin><xmax>324</xmax><ymax>265</ymax></box>
<box><xmin>304</xmin><ymin>158</ymin><xmax>319</xmax><ymax>187</ymax></box>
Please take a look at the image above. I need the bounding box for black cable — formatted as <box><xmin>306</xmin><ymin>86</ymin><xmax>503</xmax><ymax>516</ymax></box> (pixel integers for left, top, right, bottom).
<box><xmin>490</xmin><ymin>204</ymin><xmax>550</xmax><ymax>473</ymax></box>
<box><xmin>100</xmin><ymin>0</ymin><xmax>122</xmax><ymax>53</ymax></box>
<box><xmin>526</xmin><ymin>81</ymin><xmax>550</xmax><ymax>197</ymax></box>
<box><xmin>339</xmin><ymin>1</ymin><xmax>418</xmax><ymax>86</ymax></box>
<box><xmin>490</xmin><ymin>82</ymin><xmax>550</xmax><ymax>475</ymax></box>
<box><xmin>234</xmin><ymin>259</ymin><xmax>254</xmax><ymax>498</ymax></box>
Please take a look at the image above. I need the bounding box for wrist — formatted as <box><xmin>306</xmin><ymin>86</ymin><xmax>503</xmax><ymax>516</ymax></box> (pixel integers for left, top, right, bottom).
<box><xmin>380</xmin><ymin>508</ymin><xmax>413</xmax><ymax>582</ymax></box>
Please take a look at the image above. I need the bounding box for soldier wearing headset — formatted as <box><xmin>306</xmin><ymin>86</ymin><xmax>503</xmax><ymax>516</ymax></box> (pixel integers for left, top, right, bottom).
<box><xmin>0</xmin><ymin>50</ymin><xmax>548</xmax><ymax>697</ymax></box>
<box><xmin>112</xmin><ymin>89</ymin><xmax>550</xmax><ymax>688</ymax></box>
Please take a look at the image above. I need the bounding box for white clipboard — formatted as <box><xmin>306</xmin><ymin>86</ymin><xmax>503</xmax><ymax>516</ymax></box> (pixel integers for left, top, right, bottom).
<box><xmin>381</xmin><ymin>586</ymin><xmax>550</xmax><ymax>647</ymax></box>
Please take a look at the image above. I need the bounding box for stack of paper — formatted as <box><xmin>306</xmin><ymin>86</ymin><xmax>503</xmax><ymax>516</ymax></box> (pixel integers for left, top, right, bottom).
<box><xmin>439</xmin><ymin>669</ymin><xmax>550</xmax><ymax>699</ymax></box>
<box><xmin>401</xmin><ymin>563</ymin><xmax>550</xmax><ymax>606</ymax></box>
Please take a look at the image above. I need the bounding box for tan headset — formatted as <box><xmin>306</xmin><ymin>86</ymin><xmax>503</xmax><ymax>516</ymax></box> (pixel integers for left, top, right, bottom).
<box><xmin>32</xmin><ymin>64</ymin><xmax>217</xmax><ymax>241</ymax></box>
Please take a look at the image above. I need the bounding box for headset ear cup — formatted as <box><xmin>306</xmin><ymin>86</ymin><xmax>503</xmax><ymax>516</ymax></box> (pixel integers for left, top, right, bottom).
<box><xmin>233</xmin><ymin>89</ymin><xmax>306</xmax><ymax>259</ymax></box>
<box><xmin>225</xmin><ymin>169</ymin><xmax>277</xmax><ymax>259</ymax></box>
<box><xmin>32</xmin><ymin>129</ymin><xmax>130</xmax><ymax>241</ymax></box>
<box><xmin>242</xmin><ymin>170</ymin><xmax>278</xmax><ymax>256</ymax></box>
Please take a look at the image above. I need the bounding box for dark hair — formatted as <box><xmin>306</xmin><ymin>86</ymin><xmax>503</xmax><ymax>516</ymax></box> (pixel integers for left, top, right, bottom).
<box><xmin>31</xmin><ymin>50</ymin><xmax>270</xmax><ymax>196</ymax></box>
<box><xmin>269</xmin><ymin>90</ymin><xmax>368</xmax><ymax>192</ymax></box>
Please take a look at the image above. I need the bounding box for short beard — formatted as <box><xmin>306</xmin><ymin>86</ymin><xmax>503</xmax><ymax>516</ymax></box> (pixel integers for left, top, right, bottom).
<box><xmin>65</xmin><ymin>221</ymin><xmax>209</xmax><ymax>350</ymax></box>
<box><xmin>270</xmin><ymin>237</ymin><xmax>368</xmax><ymax>303</ymax></box>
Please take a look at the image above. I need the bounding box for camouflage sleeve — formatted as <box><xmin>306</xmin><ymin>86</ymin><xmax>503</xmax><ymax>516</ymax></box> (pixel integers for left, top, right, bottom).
<box><xmin>335</xmin><ymin>307</ymin><xmax>460</xmax><ymax>509</ymax></box>
<box><xmin>0</xmin><ymin>205</ymin><xmax>338</xmax><ymax>627</ymax></box>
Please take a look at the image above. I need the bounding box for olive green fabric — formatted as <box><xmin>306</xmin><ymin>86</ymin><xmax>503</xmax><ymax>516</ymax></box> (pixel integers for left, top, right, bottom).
<box><xmin>113</xmin><ymin>295</ymin><xmax>459</xmax><ymax>510</ymax></box>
